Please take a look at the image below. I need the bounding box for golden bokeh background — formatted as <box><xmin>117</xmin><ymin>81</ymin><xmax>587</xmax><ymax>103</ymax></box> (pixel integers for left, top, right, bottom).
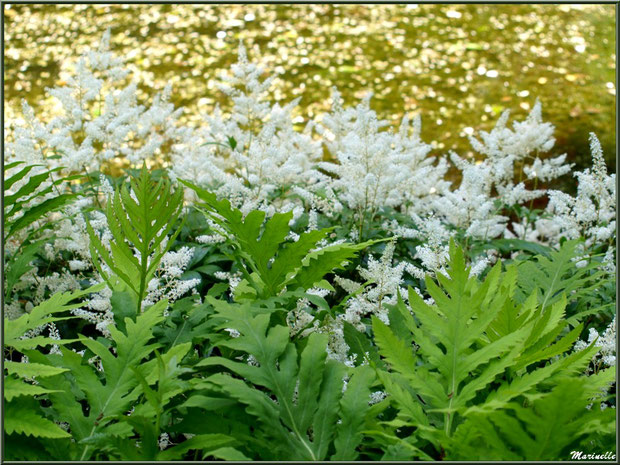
<box><xmin>4</xmin><ymin>3</ymin><xmax>616</xmax><ymax>174</ymax></box>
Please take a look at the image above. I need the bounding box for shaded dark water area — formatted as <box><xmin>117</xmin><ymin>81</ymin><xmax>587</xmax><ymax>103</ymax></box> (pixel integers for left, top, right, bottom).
<box><xmin>4</xmin><ymin>4</ymin><xmax>616</xmax><ymax>182</ymax></box>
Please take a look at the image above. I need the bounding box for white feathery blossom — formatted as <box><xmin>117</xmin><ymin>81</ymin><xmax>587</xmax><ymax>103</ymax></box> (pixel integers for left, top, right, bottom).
<box><xmin>369</xmin><ymin>391</ymin><xmax>388</xmax><ymax>405</ymax></box>
<box><xmin>469</xmin><ymin>100</ymin><xmax>556</xmax><ymax>162</ymax></box>
<box><xmin>431</xmin><ymin>153</ymin><xmax>507</xmax><ymax>240</ymax></box>
<box><xmin>468</xmin><ymin>99</ymin><xmax>572</xmax><ymax>206</ymax></box>
<box><xmin>317</xmin><ymin>88</ymin><xmax>448</xmax><ymax>219</ymax></box>
<box><xmin>335</xmin><ymin>241</ymin><xmax>408</xmax><ymax>328</ymax></box>
<box><xmin>158</xmin><ymin>433</ymin><xmax>172</xmax><ymax>451</ymax></box>
<box><xmin>323</xmin><ymin>317</ymin><xmax>357</xmax><ymax>368</ymax></box>
<box><xmin>5</xmin><ymin>29</ymin><xmax>182</xmax><ymax>174</ymax></box>
<box><xmin>214</xmin><ymin>270</ymin><xmax>243</xmax><ymax>296</ymax></box>
<box><xmin>406</xmin><ymin>214</ymin><xmax>453</xmax><ymax>279</ymax></box>
<box><xmin>142</xmin><ymin>247</ymin><xmax>200</xmax><ymax>308</ymax></box>
<box><xmin>170</xmin><ymin>43</ymin><xmax>323</xmax><ymax>216</ymax></box>
<box><xmin>545</xmin><ymin>133</ymin><xmax>616</xmax><ymax>249</ymax></box>
<box><xmin>573</xmin><ymin>316</ymin><xmax>616</xmax><ymax>373</ymax></box>
<box><xmin>286</xmin><ymin>305</ymin><xmax>317</xmax><ymax>337</ymax></box>
<box><xmin>469</xmin><ymin>249</ymin><xmax>499</xmax><ymax>277</ymax></box>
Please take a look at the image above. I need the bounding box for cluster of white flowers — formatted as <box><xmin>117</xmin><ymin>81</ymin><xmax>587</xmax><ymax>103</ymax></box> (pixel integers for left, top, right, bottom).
<box><xmin>395</xmin><ymin>215</ymin><xmax>452</xmax><ymax>279</ymax></box>
<box><xmin>433</xmin><ymin>153</ymin><xmax>507</xmax><ymax>240</ymax></box>
<box><xmin>335</xmin><ymin>241</ymin><xmax>409</xmax><ymax>328</ymax></box>
<box><xmin>574</xmin><ymin>316</ymin><xmax>616</xmax><ymax>373</ymax></box>
<box><xmin>5</xmin><ymin>29</ymin><xmax>181</xmax><ymax>174</ymax></box>
<box><xmin>468</xmin><ymin>100</ymin><xmax>571</xmax><ymax>204</ymax></box>
<box><xmin>80</xmin><ymin>279</ymin><xmax>115</xmax><ymax>337</ymax></box>
<box><xmin>295</xmin><ymin>241</ymin><xmax>417</xmax><ymax>364</ymax></box>
<box><xmin>317</xmin><ymin>88</ymin><xmax>448</xmax><ymax>228</ymax></box>
<box><xmin>169</xmin><ymin>43</ymin><xmax>322</xmax><ymax>216</ymax></box>
<box><xmin>5</xmin><ymin>33</ymin><xmax>615</xmax><ymax>371</ymax></box>
<box><xmin>143</xmin><ymin>247</ymin><xmax>201</xmax><ymax>309</ymax></box>
<box><xmin>369</xmin><ymin>390</ymin><xmax>388</xmax><ymax>405</ymax></box>
<box><xmin>213</xmin><ymin>270</ymin><xmax>243</xmax><ymax>297</ymax></box>
<box><xmin>17</xmin><ymin>268</ymin><xmax>82</xmax><ymax>307</ymax></box>
<box><xmin>158</xmin><ymin>433</ymin><xmax>172</xmax><ymax>451</ymax></box>
<box><xmin>544</xmin><ymin>134</ymin><xmax>616</xmax><ymax>249</ymax></box>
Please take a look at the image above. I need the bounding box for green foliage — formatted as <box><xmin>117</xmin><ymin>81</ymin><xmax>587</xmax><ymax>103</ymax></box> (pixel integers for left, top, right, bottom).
<box><xmin>152</xmin><ymin>295</ymin><xmax>215</xmax><ymax>351</ymax></box>
<box><xmin>181</xmin><ymin>180</ymin><xmax>378</xmax><ymax>300</ymax></box>
<box><xmin>4</xmin><ymin>161</ymin><xmax>76</xmax><ymax>240</ymax></box>
<box><xmin>74</xmin><ymin>341</ymin><xmax>239</xmax><ymax>461</ymax></box>
<box><xmin>4</xmin><ymin>284</ymin><xmax>105</xmax><ymax>351</ymax></box>
<box><xmin>515</xmin><ymin>239</ymin><xmax>612</xmax><ymax>323</ymax></box>
<box><xmin>192</xmin><ymin>304</ymin><xmax>375</xmax><ymax>460</ymax></box>
<box><xmin>370</xmin><ymin>241</ymin><xmax>610</xmax><ymax>460</ymax></box>
<box><xmin>25</xmin><ymin>300</ymin><xmax>168</xmax><ymax>460</ymax></box>
<box><xmin>6</xmin><ymin>173</ymin><xmax>614</xmax><ymax>461</ymax></box>
<box><xmin>86</xmin><ymin>164</ymin><xmax>184</xmax><ymax>312</ymax></box>
<box><xmin>3</xmin><ymin>161</ymin><xmax>77</xmax><ymax>299</ymax></box>
<box><xmin>472</xmin><ymin>237</ymin><xmax>553</xmax><ymax>259</ymax></box>
<box><xmin>4</xmin><ymin>285</ymin><xmax>103</xmax><ymax>458</ymax></box>
<box><xmin>5</xmin><ymin>398</ymin><xmax>71</xmax><ymax>439</ymax></box>
<box><xmin>449</xmin><ymin>376</ymin><xmax>616</xmax><ymax>460</ymax></box>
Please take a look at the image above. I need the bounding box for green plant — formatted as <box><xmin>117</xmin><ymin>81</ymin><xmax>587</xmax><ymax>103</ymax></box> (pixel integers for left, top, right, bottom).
<box><xmin>448</xmin><ymin>377</ymin><xmax>616</xmax><ymax>460</ymax></box>
<box><xmin>21</xmin><ymin>300</ymin><xmax>168</xmax><ymax>459</ymax></box>
<box><xmin>17</xmin><ymin>298</ymin><xmax>235</xmax><ymax>461</ymax></box>
<box><xmin>86</xmin><ymin>164</ymin><xmax>184</xmax><ymax>313</ymax></box>
<box><xmin>515</xmin><ymin>239</ymin><xmax>613</xmax><ymax>324</ymax></box>
<box><xmin>367</xmin><ymin>241</ymin><xmax>610</xmax><ymax>460</ymax></box>
<box><xmin>3</xmin><ymin>161</ymin><xmax>77</xmax><ymax>300</ymax></box>
<box><xmin>181</xmin><ymin>181</ymin><xmax>379</xmax><ymax>301</ymax></box>
<box><xmin>3</xmin><ymin>284</ymin><xmax>104</xmax><ymax>459</ymax></box>
<box><xmin>190</xmin><ymin>303</ymin><xmax>376</xmax><ymax>460</ymax></box>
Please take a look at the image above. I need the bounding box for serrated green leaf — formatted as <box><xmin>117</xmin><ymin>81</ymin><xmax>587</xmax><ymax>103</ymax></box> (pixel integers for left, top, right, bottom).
<box><xmin>3</xmin><ymin>375</ymin><xmax>63</xmax><ymax>401</ymax></box>
<box><xmin>5</xmin><ymin>399</ymin><xmax>71</xmax><ymax>438</ymax></box>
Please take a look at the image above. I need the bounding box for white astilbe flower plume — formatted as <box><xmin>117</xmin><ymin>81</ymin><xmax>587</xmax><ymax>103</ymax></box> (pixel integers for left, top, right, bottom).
<box><xmin>334</xmin><ymin>241</ymin><xmax>409</xmax><ymax>328</ymax></box>
<box><xmin>318</xmin><ymin>88</ymin><xmax>448</xmax><ymax>224</ymax></box>
<box><xmin>544</xmin><ymin>133</ymin><xmax>616</xmax><ymax>250</ymax></box>
<box><xmin>468</xmin><ymin>99</ymin><xmax>572</xmax><ymax>206</ymax></box>
<box><xmin>5</xmin><ymin>29</ymin><xmax>182</xmax><ymax>174</ymax></box>
<box><xmin>170</xmin><ymin>42</ymin><xmax>323</xmax><ymax>216</ymax></box>
<box><xmin>142</xmin><ymin>246</ymin><xmax>201</xmax><ymax>309</ymax></box>
<box><xmin>573</xmin><ymin>316</ymin><xmax>616</xmax><ymax>373</ymax></box>
<box><xmin>432</xmin><ymin>153</ymin><xmax>507</xmax><ymax>240</ymax></box>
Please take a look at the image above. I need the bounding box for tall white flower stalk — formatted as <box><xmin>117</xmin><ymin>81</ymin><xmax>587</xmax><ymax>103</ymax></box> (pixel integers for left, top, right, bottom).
<box><xmin>334</xmin><ymin>241</ymin><xmax>411</xmax><ymax>328</ymax></box>
<box><xmin>317</xmin><ymin>88</ymin><xmax>449</xmax><ymax>240</ymax></box>
<box><xmin>170</xmin><ymin>43</ymin><xmax>323</xmax><ymax>217</ymax></box>
<box><xmin>468</xmin><ymin>99</ymin><xmax>572</xmax><ymax>204</ymax></box>
<box><xmin>464</xmin><ymin>100</ymin><xmax>573</xmax><ymax>241</ymax></box>
<box><xmin>431</xmin><ymin>152</ymin><xmax>507</xmax><ymax>240</ymax></box>
<box><xmin>542</xmin><ymin>133</ymin><xmax>616</xmax><ymax>270</ymax></box>
<box><xmin>5</xmin><ymin>29</ymin><xmax>182</xmax><ymax>175</ymax></box>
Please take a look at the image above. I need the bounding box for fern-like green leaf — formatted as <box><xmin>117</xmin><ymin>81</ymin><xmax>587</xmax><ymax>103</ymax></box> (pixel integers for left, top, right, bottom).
<box><xmin>86</xmin><ymin>164</ymin><xmax>184</xmax><ymax>312</ymax></box>
<box><xmin>193</xmin><ymin>304</ymin><xmax>374</xmax><ymax>460</ymax></box>
<box><xmin>4</xmin><ymin>162</ymin><xmax>75</xmax><ymax>240</ymax></box>
<box><xmin>516</xmin><ymin>240</ymin><xmax>608</xmax><ymax>320</ymax></box>
<box><xmin>5</xmin><ymin>361</ymin><xmax>69</xmax><ymax>378</ymax></box>
<box><xmin>332</xmin><ymin>365</ymin><xmax>374</xmax><ymax>460</ymax></box>
<box><xmin>3</xmin><ymin>375</ymin><xmax>62</xmax><ymax>401</ymax></box>
<box><xmin>180</xmin><ymin>180</ymin><xmax>379</xmax><ymax>300</ymax></box>
<box><xmin>373</xmin><ymin>241</ymin><xmax>600</xmax><ymax>446</ymax></box>
<box><xmin>4</xmin><ymin>284</ymin><xmax>104</xmax><ymax>350</ymax></box>
<box><xmin>450</xmin><ymin>377</ymin><xmax>616</xmax><ymax>460</ymax></box>
<box><xmin>5</xmin><ymin>398</ymin><xmax>71</xmax><ymax>439</ymax></box>
<box><xmin>29</xmin><ymin>300</ymin><xmax>168</xmax><ymax>460</ymax></box>
<box><xmin>3</xmin><ymin>162</ymin><xmax>77</xmax><ymax>302</ymax></box>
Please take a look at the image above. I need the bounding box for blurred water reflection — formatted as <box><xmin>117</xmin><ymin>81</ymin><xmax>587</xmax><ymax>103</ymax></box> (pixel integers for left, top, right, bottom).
<box><xmin>4</xmin><ymin>3</ymin><xmax>616</xmax><ymax>174</ymax></box>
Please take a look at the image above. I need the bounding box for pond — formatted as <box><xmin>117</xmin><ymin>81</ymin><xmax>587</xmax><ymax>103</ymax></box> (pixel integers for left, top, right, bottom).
<box><xmin>4</xmin><ymin>3</ymin><xmax>616</xmax><ymax>181</ymax></box>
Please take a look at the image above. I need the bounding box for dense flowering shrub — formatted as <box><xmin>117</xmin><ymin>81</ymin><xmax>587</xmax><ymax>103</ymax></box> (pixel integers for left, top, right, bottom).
<box><xmin>3</xmin><ymin>33</ymin><xmax>616</xmax><ymax>461</ymax></box>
